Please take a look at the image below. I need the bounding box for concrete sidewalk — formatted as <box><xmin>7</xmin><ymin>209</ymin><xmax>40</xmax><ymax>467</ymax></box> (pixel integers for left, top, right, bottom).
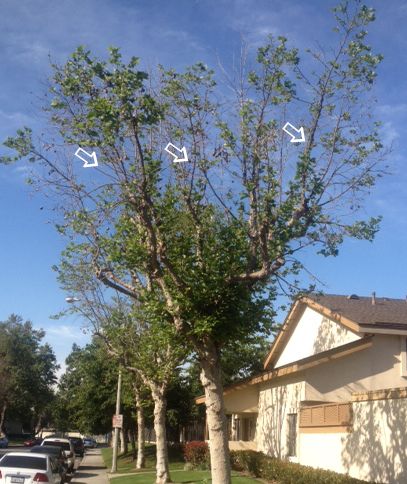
<box><xmin>71</xmin><ymin>448</ymin><xmax>109</xmax><ymax>484</ymax></box>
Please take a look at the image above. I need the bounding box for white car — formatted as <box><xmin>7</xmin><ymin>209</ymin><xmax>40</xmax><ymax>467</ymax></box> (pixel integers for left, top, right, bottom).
<box><xmin>0</xmin><ymin>452</ymin><xmax>62</xmax><ymax>483</ymax></box>
<box><xmin>40</xmin><ymin>439</ymin><xmax>75</xmax><ymax>473</ymax></box>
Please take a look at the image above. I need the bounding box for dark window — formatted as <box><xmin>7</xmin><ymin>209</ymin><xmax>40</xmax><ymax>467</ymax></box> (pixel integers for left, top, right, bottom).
<box><xmin>44</xmin><ymin>441</ymin><xmax>70</xmax><ymax>451</ymax></box>
<box><xmin>0</xmin><ymin>455</ymin><xmax>47</xmax><ymax>470</ymax></box>
<box><xmin>287</xmin><ymin>413</ymin><xmax>297</xmax><ymax>457</ymax></box>
<box><xmin>32</xmin><ymin>446</ymin><xmax>61</xmax><ymax>456</ymax></box>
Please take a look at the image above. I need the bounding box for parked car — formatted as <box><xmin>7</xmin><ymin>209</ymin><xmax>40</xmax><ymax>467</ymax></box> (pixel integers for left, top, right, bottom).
<box><xmin>0</xmin><ymin>451</ymin><xmax>62</xmax><ymax>483</ymax></box>
<box><xmin>41</xmin><ymin>438</ymin><xmax>75</xmax><ymax>473</ymax></box>
<box><xmin>68</xmin><ymin>437</ymin><xmax>84</xmax><ymax>457</ymax></box>
<box><xmin>23</xmin><ymin>437</ymin><xmax>43</xmax><ymax>447</ymax></box>
<box><xmin>31</xmin><ymin>445</ymin><xmax>69</xmax><ymax>483</ymax></box>
<box><xmin>83</xmin><ymin>438</ymin><xmax>97</xmax><ymax>449</ymax></box>
<box><xmin>0</xmin><ymin>437</ymin><xmax>8</xmax><ymax>449</ymax></box>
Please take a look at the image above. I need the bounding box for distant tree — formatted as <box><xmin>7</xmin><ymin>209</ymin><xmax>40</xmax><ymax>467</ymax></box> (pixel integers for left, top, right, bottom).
<box><xmin>53</xmin><ymin>341</ymin><xmax>123</xmax><ymax>435</ymax></box>
<box><xmin>0</xmin><ymin>315</ymin><xmax>58</xmax><ymax>434</ymax></box>
<box><xmin>1</xmin><ymin>2</ymin><xmax>386</xmax><ymax>482</ymax></box>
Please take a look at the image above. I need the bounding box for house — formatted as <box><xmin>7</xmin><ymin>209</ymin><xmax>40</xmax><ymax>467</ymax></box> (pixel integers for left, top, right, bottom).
<box><xmin>196</xmin><ymin>294</ymin><xmax>407</xmax><ymax>484</ymax></box>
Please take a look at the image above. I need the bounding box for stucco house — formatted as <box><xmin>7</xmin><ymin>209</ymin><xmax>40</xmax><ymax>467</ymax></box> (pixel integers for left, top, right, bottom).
<box><xmin>197</xmin><ymin>294</ymin><xmax>407</xmax><ymax>484</ymax></box>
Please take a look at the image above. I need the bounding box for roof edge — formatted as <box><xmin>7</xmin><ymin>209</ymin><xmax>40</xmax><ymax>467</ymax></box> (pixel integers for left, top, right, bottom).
<box><xmin>263</xmin><ymin>296</ymin><xmax>364</xmax><ymax>371</ymax></box>
<box><xmin>196</xmin><ymin>336</ymin><xmax>373</xmax><ymax>405</ymax></box>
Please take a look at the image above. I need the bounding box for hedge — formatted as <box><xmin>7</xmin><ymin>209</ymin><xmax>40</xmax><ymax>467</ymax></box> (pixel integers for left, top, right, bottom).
<box><xmin>183</xmin><ymin>441</ymin><xmax>210</xmax><ymax>468</ymax></box>
<box><xmin>230</xmin><ymin>450</ymin><xmax>369</xmax><ymax>484</ymax></box>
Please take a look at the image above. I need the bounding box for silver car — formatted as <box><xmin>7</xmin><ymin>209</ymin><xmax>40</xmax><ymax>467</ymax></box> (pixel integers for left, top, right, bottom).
<box><xmin>0</xmin><ymin>452</ymin><xmax>62</xmax><ymax>483</ymax></box>
<box><xmin>40</xmin><ymin>439</ymin><xmax>75</xmax><ymax>474</ymax></box>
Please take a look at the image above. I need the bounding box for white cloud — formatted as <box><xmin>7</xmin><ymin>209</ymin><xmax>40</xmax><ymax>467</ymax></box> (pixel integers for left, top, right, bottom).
<box><xmin>0</xmin><ymin>109</ymin><xmax>32</xmax><ymax>126</ymax></box>
<box><xmin>47</xmin><ymin>324</ymin><xmax>86</xmax><ymax>339</ymax></box>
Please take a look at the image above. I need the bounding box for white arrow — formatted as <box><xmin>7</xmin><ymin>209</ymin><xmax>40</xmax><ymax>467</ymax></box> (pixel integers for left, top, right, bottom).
<box><xmin>74</xmin><ymin>147</ymin><xmax>99</xmax><ymax>168</ymax></box>
<box><xmin>282</xmin><ymin>122</ymin><xmax>305</xmax><ymax>143</ymax></box>
<box><xmin>164</xmin><ymin>142</ymin><xmax>189</xmax><ymax>163</ymax></box>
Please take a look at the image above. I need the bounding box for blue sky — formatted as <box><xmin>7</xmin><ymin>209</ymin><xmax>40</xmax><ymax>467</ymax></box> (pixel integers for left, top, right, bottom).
<box><xmin>1</xmin><ymin>0</ymin><xmax>407</xmax><ymax>372</ymax></box>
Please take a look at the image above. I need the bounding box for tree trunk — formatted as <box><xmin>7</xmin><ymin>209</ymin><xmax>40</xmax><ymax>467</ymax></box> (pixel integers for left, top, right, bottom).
<box><xmin>0</xmin><ymin>401</ymin><xmax>7</xmax><ymax>436</ymax></box>
<box><xmin>34</xmin><ymin>413</ymin><xmax>43</xmax><ymax>436</ymax></box>
<box><xmin>130</xmin><ymin>426</ymin><xmax>137</xmax><ymax>460</ymax></box>
<box><xmin>120</xmin><ymin>427</ymin><xmax>128</xmax><ymax>454</ymax></box>
<box><xmin>134</xmin><ymin>386</ymin><xmax>146</xmax><ymax>469</ymax></box>
<box><xmin>199</xmin><ymin>339</ymin><xmax>231</xmax><ymax>484</ymax></box>
<box><xmin>151</xmin><ymin>385</ymin><xmax>171</xmax><ymax>484</ymax></box>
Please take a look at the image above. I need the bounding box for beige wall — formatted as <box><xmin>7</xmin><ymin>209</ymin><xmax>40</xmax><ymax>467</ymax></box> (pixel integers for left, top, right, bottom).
<box><xmin>256</xmin><ymin>378</ymin><xmax>304</xmax><ymax>458</ymax></box>
<box><xmin>299</xmin><ymin>397</ymin><xmax>407</xmax><ymax>484</ymax></box>
<box><xmin>224</xmin><ymin>386</ymin><xmax>258</xmax><ymax>413</ymax></box>
<box><xmin>229</xmin><ymin>440</ymin><xmax>257</xmax><ymax>451</ymax></box>
<box><xmin>304</xmin><ymin>334</ymin><xmax>407</xmax><ymax>402</ymax></box>
<box><xmin>225</xmin><ymin>329</ymin><xmax>407</xmax><ymax>481</ymax></box>
<box><xmin>275</xmin><ymin>307</ymin><xmax>361</xmax><ymax>368</ymax></box>
<box><xmin>299</xmin><ymin>431</ymin><xmax>347</xmax><ymax>475</ymax></box>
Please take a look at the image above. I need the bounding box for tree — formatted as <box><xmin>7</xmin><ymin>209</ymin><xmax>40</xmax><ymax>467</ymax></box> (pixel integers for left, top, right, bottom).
<box><xmin>94</xmin><ymin>304</ymin><xmax>187</xmax><ymax>482</ymax></box>
<box><xmin>1</xmin><ymin>2</ymin><xmax>386</xmax><ymax>482</ymax></box>
<box><xmin>54</xmin><ymin>340</ymin><xmax>123</xmax><ymax>435</ymax></box>
<box><xmin>0</xmin><ymin>315</ymin><xmax>58</xmax><ymax>434</ymax></box>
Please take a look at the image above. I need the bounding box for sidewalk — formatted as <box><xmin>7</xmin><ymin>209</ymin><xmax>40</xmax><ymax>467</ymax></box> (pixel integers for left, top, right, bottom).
<box><xmin>71</xmin><ymin>448</ymin><xmax>109</xmax><ymax>484</ymax></box>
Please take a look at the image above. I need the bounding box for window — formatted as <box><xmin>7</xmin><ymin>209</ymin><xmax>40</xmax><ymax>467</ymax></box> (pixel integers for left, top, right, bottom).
<box><xmin>0</xmin><ymin>455</ymin><xmax>47</xmax><ymax>470</ymax></box>
<box><xmin>287</xmin><ymin>413</ymin><xmax>297</xmax><ymax>457</ymax></box>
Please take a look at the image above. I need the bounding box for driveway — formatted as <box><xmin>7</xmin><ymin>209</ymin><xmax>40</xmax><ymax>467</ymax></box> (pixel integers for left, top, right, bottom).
<box><xmin>71</xmin><ymin>448</ymin><xmax>109</xmax><ymax>484</ymax></box>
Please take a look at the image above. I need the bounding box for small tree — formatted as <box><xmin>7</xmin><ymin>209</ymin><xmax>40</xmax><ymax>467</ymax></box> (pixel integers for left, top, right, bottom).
<box><xmin>1</xmin><ymin>2</ymin><xmax>386</xmax><ymax>482</ymax></box>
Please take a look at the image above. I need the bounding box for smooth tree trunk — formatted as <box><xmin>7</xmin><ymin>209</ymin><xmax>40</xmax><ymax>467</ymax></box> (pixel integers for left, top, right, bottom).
<box><xmin>134</xmin><ymin>386</ymin><xmax>146</xmax><ymax>469</ymax></box>
<box><xmin>0</xmin><ymin>402</ymin><xmax>7</xmax><ymax>435</ymax></box>
<box><xmin>34</xmin><ymin>413</ymin><xmax>43</xmax><ymax>435</ymax></box>
<box><xmin>120</xmin><ymin>427</ymin><xmax>128</xmax><ymax>454</ymax></box>
<box><xmin>130</xmin><ymin>426</ymin><xmax>137</xmax><ymax>460</ymax></box>
<box><xmin>151</xmin><ymin>384</ymin><xmax>171</xmax><ymax>484</ymax></box>
<box><xmin>199</xmin><ymin>339</ymin><xmax>231</xmax><ymax>484</ymax></box>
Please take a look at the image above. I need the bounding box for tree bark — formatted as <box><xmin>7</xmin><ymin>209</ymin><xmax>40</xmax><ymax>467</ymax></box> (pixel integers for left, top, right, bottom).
<box><xmin>0</xmin><ymin>401</ymin><xmax>7</xmax><ymax>435</ymax></box>
<box><xmin>134</xmin><ymin>386</ymin><xmax>146</xmax><ymax>469</ymax></box>
<box><xmin>130</xmin><ymin>426</ymin><xmax>136</xmax><ymax>460</ymax></box>
<box><xmin>151</xmin><ymin>385</ymin><xmax>171</xmax><ymax>484</ymax></box>
<box><xmin>34</xmin><ymin>413</ymin><xmax>43</xmax><ymax>436</ymax></box>
<box><xmin>199</xmin><ymin>339</ymin><xmax>231</xmax><ymax>484</ymax></box>
<box><xmin>120</xmin><ymin>427</ymin><xmax>128</xmax><ymax>454</ymax></box>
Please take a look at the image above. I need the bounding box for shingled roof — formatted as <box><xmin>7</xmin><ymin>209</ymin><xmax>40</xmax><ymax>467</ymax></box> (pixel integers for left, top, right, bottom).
<box><xmin>307</xmin><ymin>294</ymin><xmax>407</xmax><ymax>328</ymax></box>
<box><xmin>262</xmin><ymin>293</ymin><xmax>407</xmax><ymax>370</ymax></box>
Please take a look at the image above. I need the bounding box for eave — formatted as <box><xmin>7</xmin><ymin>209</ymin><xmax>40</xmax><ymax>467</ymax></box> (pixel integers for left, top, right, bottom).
<box><xmin>195</xmin><ymin>335</ymin><xmax>374</xmax><ymax>405</ymax></box>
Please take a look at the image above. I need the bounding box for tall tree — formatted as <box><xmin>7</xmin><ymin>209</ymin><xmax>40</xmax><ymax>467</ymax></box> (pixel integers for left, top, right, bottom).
<box><xmin>1</xmin><ymin>2</ymin><xmax>386</xmax><ymax>482</ymax></box>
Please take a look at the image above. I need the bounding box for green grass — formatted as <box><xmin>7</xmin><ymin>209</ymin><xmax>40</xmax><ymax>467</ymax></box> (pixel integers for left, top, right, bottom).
<box><xmin>102</xmin><ymin>446</ymin><xmax>260</xmax><ymax>483</ymax></box>
<box><xmin>110</xmin><ymin>470</ymin><xmax>259</xmax><ymax>483</ymax></box>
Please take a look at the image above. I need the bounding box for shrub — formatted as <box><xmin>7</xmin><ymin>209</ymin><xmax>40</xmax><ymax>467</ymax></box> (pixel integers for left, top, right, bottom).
<box><xmin>230</xmin><ymin>450</ymin><xmax>368</xmax><ymax>483</ymax></box>
<box><xmin>183</xmin><ymin>441</ymin><xmax>210</xmax><ymax>469</ymax></box>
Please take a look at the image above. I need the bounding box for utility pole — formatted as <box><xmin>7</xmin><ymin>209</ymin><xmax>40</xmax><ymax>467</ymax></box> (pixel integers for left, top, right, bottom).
<box><xmin>111</xmin><ymin>369</ymin><xmax>122</xmax><ymax>473</ymax></box>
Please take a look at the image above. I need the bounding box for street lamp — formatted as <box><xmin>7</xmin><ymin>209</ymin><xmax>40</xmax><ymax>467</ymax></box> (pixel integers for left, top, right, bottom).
<box><xmin>65</xmin><ymin>297</ymin><xmax>80</xmax><ymax>303</ymax></box>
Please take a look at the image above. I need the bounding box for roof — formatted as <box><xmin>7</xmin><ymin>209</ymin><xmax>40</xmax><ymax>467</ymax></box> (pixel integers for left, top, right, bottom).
<box><xmin>263</xmin><ymin>293</ymin><xmax>407</xmax><ymax>370</ymax></box>
<box><xmin>308</xmin><ymin>294</ymin><xmax>407</xmax><ymax>327</ymax></box>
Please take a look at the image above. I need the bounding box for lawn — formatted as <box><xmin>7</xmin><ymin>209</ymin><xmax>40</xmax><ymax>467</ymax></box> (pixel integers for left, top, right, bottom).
<box><xmin>101</xmin><ymin>446</ymin><xmax>260</xmax><ymax>483</ymax></box>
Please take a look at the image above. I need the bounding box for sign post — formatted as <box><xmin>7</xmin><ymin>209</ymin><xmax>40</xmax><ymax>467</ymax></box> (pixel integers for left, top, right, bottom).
<box><xmin>112</xmin><ymin>414</ymin><xmax>123</xmax><ymax>429</ymax></box>
<box><xmin>111</xmin><ymin>370</ymin><xmax>122</xmax><ymax>473</ymax></box>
